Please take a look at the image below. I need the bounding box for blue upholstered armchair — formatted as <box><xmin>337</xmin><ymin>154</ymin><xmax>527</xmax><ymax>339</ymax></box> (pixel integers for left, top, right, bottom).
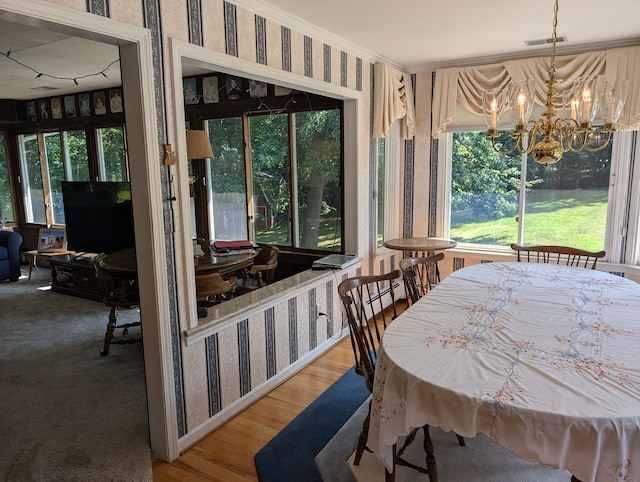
<box><xmin>0</xmin><ymin>230</ymin><xmax>23</xmax><ymax>282</ymax></box>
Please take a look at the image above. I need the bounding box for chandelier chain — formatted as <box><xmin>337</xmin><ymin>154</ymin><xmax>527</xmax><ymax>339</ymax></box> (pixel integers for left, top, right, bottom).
<box><xmin>550</xmin><ymin>0</ymin><xmax>558</xmax><ymax>75</ymax></box>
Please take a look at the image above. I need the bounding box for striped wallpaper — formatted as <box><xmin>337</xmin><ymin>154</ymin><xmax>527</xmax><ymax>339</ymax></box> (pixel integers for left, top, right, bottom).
<box><xmin>79</xmin><ymin>0</ymin><xmax>392</xmax><ymax>446</ymax></box>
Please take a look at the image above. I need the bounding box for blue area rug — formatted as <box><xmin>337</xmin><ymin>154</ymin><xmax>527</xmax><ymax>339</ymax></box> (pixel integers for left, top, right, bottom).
<box><xmin>254</xmin><ymin>367</ymin><xmax>370</xmax><ymax>482</ymax></box>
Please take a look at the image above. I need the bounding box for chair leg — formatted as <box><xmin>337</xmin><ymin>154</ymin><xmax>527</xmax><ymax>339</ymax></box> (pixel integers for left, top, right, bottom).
<box><xmin>354</xmin><ymin>399</ymin><xmax>371</xmax><ymax>465</ymax></box>
<box><xmin>456</xmin><ymin>434</ymin><xmax>465</xmax><ymax>446</ymax></box>
<box><xmin>385</xmin><ymin>443</ymin><xmax>396</xmax><ymax>482</ymax></box>
<box><xmin>396</xmin><ymin>427</ymin><xmax>433</xmax><ymax>477</ymax></box>
<box><xmin>396</xmin><ymin>428</ymin><xmax>419</xmax><ymax>458</ymax></box>
<box><xmin>101</xmin><ymin>306</ymin><xmax>117</xmax><ymax>356</ymax></box>
<box><xmin>424</xmin><ymin>425</ymin><xmax>438</xmax><ymax>482</ymax></box>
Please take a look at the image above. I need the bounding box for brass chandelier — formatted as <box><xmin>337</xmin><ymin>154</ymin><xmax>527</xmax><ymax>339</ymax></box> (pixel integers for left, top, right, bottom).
<box><xmin>483</xmin><ymin>0</ymin><xmax>628</xmax><ymax>166</ymax></box>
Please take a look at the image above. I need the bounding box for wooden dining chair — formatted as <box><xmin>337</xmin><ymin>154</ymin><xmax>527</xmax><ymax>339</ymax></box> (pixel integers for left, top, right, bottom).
<box><xmin>338</xmin><ymin>270</ymin><xmax>402</xmax><ymax>481</ymax></box>
<box><xmin>399</xmin><ymin>253</ymin><xmax>466</xmax><ymax>454</ymax></box>
<box><xmin>193</xmin><ymin>237</ymin><xmax>210</xmax><ymax>257</ymax></box>
<box><xmin>236</xmin><ymin>244</ymin><xmax>279</xmax><ymax>293</ymax></box>
<box><xmin>510</xmin><ymin>244</ymin><xmax>606</xmax><ymax>269</ymax></box>
<box><xmin>339</xmin><ymin>270</ymin><xmax>463</xmax><ymax>481</ymax></box>
<box><xmin>195</xmin><ymin>271</ymin><xmax>237</xmax><ymax>306</ymax></box>
<box><xmin>400</xmin><ymin>252</ymin><xmax>445</xmax><ymax>304</ymax></box>
<box><xmin>92</xmin><ymin>253</ymin><xmax>141</xmax><ymax>356</ymax></box>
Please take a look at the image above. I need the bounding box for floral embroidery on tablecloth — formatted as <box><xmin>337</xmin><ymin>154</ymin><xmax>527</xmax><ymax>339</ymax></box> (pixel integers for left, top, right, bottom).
<box><xmin>372</xmin><ymin>263</ymin><xmax>639</xmax><ymax>481</ymax></box>
<box><xmin>422</xmin><ymin>266</ymin><xmax>638</xmax><ymax>403</ymax></box>
<box><xmin>370</xmin><ymin>355</ymin><xmax>408</xmax><ymax>427</ymax></box>
<box><xmin>602</xmin><ymin>458</ymin><xmax>632</xmax><ymax>481</ymax></box>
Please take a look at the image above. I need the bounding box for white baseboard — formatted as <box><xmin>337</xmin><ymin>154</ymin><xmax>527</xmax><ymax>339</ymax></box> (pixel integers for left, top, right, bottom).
<box><xmin>176</xmin><ymin>331</ymin><xmax>349</xmax><ymax>453</ymax></box>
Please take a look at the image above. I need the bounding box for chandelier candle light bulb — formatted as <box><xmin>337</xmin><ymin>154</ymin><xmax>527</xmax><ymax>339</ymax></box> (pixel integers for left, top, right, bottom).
<box><xmin>582</xmin><ymin>86</ymin><xmax>591</xmax><ymax>123</ymax></box>
<box><xmin>490</xmin><ymin>98</ymin><xmax>497</xmax><ymax>129</ymax></box>
<box><xmin>517</xmin><ymin>89</ymin><xmax>526</xmax><ymax>124</ymax></box>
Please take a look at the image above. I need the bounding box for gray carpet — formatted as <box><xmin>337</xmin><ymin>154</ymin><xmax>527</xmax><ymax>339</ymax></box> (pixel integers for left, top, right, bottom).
<box><xmin>316</xmin><ymin>400</ymin><xmax>574</xmax><ymax>481</ymax></box>
<box><xmin>0</xmin><ymin>267</ymin><xmax>152</xmax><ymax>481</ymax></box>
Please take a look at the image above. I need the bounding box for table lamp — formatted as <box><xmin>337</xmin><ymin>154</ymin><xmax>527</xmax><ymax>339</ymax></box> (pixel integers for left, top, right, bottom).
<box><xmin>186</xmin><ymin>129</ymin><xmax>214</xmax><ymax>160</ymax></box>
<box><xmin>185</xmin><ymin>129</ymin><xmax>214</xmax><ymax>188</ymax></box>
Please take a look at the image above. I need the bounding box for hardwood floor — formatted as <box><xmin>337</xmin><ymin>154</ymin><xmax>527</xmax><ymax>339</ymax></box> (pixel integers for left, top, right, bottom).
<box><xmin>152</xmin><ymin>335</ymin><xmax>357</xmax><ymax>481</ymax></box>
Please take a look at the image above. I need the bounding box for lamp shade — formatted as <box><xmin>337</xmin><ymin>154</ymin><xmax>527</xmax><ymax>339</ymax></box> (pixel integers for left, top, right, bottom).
<box><xmin>186</xmin><ymin>130</ymin><xmax>214</xmax><ymax>159</ymax></box>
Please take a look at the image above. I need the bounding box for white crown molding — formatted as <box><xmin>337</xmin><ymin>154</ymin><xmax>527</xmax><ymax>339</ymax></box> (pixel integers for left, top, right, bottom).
<box><xmin>229</xmin><ymin>0</ymin><xmax>405</xmax><ymax>70</ymax></box>
<box><xmin>413</xmin><ymin>37</ymin><xmax>640</xmax><ymax>74</ymax></box>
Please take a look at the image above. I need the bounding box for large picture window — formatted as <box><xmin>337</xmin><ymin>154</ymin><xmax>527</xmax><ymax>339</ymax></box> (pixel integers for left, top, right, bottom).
<box><xmin>204</xmin><ymin>107</ymin><xmax>343</xmax><ymax>252</ymax></box>
<box><xmin>445</xmin><ymin>130</ymin><xmax>618</xmax><ymax>253</ymax></box>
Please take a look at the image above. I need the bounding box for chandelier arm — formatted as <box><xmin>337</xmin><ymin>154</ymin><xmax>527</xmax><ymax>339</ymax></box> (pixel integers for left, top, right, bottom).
<box><xmin>566</xmin><ymin>132</ymin><xmax>588</xmax><ymax>153</ymax></box>
<box><xmin>517</xmin><ymin>134</ymin><xmax>536</xmax><ymax>154</ymax></box>
<box><xmin>582</xmin><ymin>132</ymin><xmax>614</xmax><ymax>153</ymax></box>
<box><xmin>554</xmin><ymin>118</ymin><xmax>571</xmax><ymax>152</ymax></box>
<box><xmin>489</xmin><ymin>136</ymin><xmax>522</xmax><ymax>156</ymax></box>
<box><xmin>520</xmin><ymin>122</ymin><xmax>544</xmax><ymax>154</ymax></box>
<box><xmin>557</xmin><ymin>131</ymin><xmax>568</xmax><ymax>153</ymax></box>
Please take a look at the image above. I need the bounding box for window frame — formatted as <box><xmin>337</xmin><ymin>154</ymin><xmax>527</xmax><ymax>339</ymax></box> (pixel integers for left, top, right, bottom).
<box><xmin>0</xmin><ymin>131</ymin><xmax>15</xmax><ymax>224</ymax></box>
<box><xmin>95</xmin><ymin>125</ymin><xmax>129</xmax><ymax>182</ymax></box>
<box><xmin>14</xmin><ymin>123</ymin><xmax>127</xmax><ymax>228</ymax></box>
<box><xmin>200</xmin><ymin>104</ymin><xmax>345</xmax><ymax>254</ymax></box>
<box><xmin>376</xmin><ymin>122</ymin><xmax>402</xmax><ymax>251</ymax></box>
<box><xmin>437</xmin><ymin>129</ymin><xmax>638</xmax><ymax>262</ymax></box>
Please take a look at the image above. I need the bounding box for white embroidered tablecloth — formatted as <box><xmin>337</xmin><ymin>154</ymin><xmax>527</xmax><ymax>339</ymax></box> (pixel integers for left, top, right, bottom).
<box><xmin>368</xmin><ymin>262</ymin><xmax>640</xmax><ymax>482</ymax></box>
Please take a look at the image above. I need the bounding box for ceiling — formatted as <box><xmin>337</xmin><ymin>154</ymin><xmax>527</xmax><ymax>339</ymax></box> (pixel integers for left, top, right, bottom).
<box><xmin>259</xmin><ymin>0</ymin><xmax>640</xmax><ymax>70</ymax></box>
<box><xmin>2</xmin><ymin>0</ymin><xmax>640</xmax><ymax>100</ymax></box>
<box><xmin>0</xmin><ymin>20</ymin><xmax>121</xmax><ymax>100</ymax></box>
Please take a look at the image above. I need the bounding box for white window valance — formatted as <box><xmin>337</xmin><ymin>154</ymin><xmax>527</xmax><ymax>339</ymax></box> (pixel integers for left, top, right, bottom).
<box><xmin>432</xmin><ymin>45</ymin><xmax>640</xmax><ymax>138</ymax></box>
<box><xmin>372</xmin><ymin>62</ymin><xmax>416</xmax><ymax>139</ymax></box>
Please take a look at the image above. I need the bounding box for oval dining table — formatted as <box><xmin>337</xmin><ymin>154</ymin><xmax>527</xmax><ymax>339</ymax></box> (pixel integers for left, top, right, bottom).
<box><xmin>368</xmin><ymin>261</ymin><xmax>640</xmax><ymax>482</ymax></box>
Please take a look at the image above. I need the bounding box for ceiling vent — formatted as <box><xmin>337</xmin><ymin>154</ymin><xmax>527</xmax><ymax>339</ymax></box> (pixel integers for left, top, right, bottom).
<box><xmin>525</xmin><ymin>35</ymin><xmax>567</xmax><ymax>47</ymax></box>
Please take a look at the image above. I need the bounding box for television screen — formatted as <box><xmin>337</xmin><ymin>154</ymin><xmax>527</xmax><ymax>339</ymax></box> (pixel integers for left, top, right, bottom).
<box><xmin>61</xmin><ymin>181</ymin><xmax>135</xmax><ymax>254</ymax></box>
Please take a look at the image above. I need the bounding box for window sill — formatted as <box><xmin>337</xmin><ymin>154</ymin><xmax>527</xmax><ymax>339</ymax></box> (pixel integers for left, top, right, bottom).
<box><xmin>183</xmin><ymin>265</ymin><xmax>357</xmax><ymax>345</ymax></box>
<box><xmin>446</xmin><ymin>246</ymin><xmax>640</xmax><ymax>282</ymax></box>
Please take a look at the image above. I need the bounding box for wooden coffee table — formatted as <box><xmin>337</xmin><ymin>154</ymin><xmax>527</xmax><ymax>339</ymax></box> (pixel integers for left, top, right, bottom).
<box><xmin>23</xmin><ymin>249</ymin><xmax>73</xmax><ymax>280</ymax></box>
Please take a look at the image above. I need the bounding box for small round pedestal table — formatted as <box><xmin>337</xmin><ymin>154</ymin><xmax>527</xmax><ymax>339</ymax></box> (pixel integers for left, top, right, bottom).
<box><xmin>383</xmin><ymin>237</ymin><xmax>457</xmax><ymax>281</ymax></box>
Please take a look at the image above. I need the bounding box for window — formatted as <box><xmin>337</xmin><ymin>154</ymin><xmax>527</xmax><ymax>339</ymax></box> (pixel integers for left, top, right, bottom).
<box><xmin>0</xmin><ymin>134</ymin><xmax>14</xmax><ymax>223</ymax></box>
<box><xmin>443</xmin><ymin>130</ymin><xmax>626</xmax><ymax>254</ymax></box>
<box><xmin>376</xmin><ymin>138</ymin><xmax>385</xmax><ymax>248</ymax></box>
<box><xmin>248</xmin><ymin>113</ymin><xmax>291</xmax><ymax>245</ymax></box>
<box><xmin>96</xmin><ymin>127</ymin><xmax>128</xmax><ymax>181</ymax></box>
<box><xmin>19</xmin><ymin>133</ymin><xmax>46</xmax><ymax>224</ymax></box>
<box><xmin>206</xmin><ymin>117</ymin><xmax>248</xmax><ymax>241</ymax></box>
<box><xmin>376</xmin><ymin>123</ymin><xmax>401</xmax><ymax>250</ymax></box>
<box><xmin>204</xmin><ymin>107</ymin><xmax>343</xmax><ymax>252</ymax></box>
<box><xmin>294</xmin><ymin>110</ymin><xmax>342</xmax><ymax>250</ymax></box>
<box><xmin>18</xmin><ymin>130</ymin><xmax>89</xmax><ymax>225</ymax></box>
<box><xmin>62</xmin><ymin>130</ymin><xmax>90</xmax><ymax>182</ymax></box>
